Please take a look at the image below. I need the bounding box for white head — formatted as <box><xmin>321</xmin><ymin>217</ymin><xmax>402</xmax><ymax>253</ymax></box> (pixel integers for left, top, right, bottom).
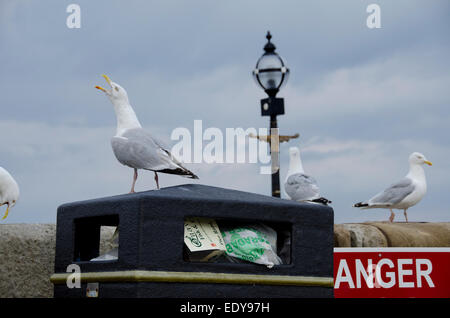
<box><xmin>409</xmin><ymin>152</ymin><xmax>432</xmax><ymax>166</ymax></box>
<box><xmin>288</xmin><ymin>146</ymin><xmax>304</xmax><ymax>174</ymax></box>
<box><xmin>289</xmin><ymin>147</ymin><xmax>300</xmax><ymax>158</ymax></box>
<box><xmin>0</xmin><ymin>167</ymin><xmax>19</xmax><ymax>220</ymax></box>
<box><xmin>95</xmin><ymin>74</ymin><xmax>129</xmax><ymax>105</ymax></box>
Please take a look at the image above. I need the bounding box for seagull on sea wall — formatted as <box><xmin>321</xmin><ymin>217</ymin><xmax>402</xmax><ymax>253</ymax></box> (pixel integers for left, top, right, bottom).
<box><xmin>284</xmin><ymin>147</ymin><xmax>331</xmax><ymax>205</ymax></box>
<box><xmin>95</xmin><ymin>75</ymin><xmax>198</xmax><ymax>193</ymax></box>
<box><xmin>353</xmin><ymin>152</ymin><xmax>432</xmax><ymax>222</ymax></box>
<box><xmin>0</xmin><ymin>167</ymin><xmax>19</xmax><ymax>220</ymax></box>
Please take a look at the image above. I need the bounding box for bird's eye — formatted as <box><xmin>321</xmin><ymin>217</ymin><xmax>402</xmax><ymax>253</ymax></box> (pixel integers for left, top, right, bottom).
<box><xmin>114</xmin><ymin>86</ymin><xmax>119</xmax><ymax>92</ymax></box>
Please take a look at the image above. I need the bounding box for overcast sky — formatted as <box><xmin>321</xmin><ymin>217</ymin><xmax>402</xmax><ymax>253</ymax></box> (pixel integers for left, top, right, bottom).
<box><xmin>0</xmin><ymin>0</ymin><xmax>449</xmax><ymax>224</ymax></box>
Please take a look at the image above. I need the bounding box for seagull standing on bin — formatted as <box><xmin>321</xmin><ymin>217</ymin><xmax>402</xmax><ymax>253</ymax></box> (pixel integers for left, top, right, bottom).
<box><xmin>353</xmin><ymin>152</ymin><xmax>432</xmax><ymax>222</ymax></box>
<box><xmin>284</xmin><ymin>147</ymin><xmax>331</xmax><ymax>205</ymax></box>
<box><xmin>0</xmin><ymin>167</ymin><xmax>19</xmax><ymax>220</ymax></box>
<box><xmin>95</xmin><ymin>75</ymin><xmax>198</xmax><ymax>193</ymax></box>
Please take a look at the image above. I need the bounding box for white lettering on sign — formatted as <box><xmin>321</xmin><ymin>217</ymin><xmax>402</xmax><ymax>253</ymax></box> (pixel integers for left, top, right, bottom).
<box><xmin>398</xmin><ymin>259</ymin><xmax>414</xmax><ymax>288</ymax></box>
<box><xmin>375</xmin><ymin>258</ymin><xmax>395</xmax><ymax>288</ymax></box>
<box><xmin>335</xmin><ymin>259</ymin><xmax>354</xmax><ymax>288</ymax></box>
<box><xmin>355</xmin><ymin>259</ymin><xmax>373</xmax><ymax>288</ymax></box>
<box><xmin>335</xmin><ymin>258</ymin><xmax>434</xmax><ymax>289</ymax></box>
<box><xmin>416</xmin><ymin>259</ymin><xmax>435</xmax><ymax>288</ymax></box>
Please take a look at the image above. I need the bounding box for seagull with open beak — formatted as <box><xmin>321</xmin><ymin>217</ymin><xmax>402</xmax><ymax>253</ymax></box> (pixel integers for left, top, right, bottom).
<box><xmin>95</xmin><ymin>75</ymin><xmax>198</xmax><ymax>193</ymax></box>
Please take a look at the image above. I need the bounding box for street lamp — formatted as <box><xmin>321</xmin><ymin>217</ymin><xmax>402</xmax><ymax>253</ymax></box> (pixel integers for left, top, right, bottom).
<box><xmin>252</xmin><ymin>31</ymin><xmax>297</xmax><ymax>198</ymax></box>
<box><xmin>253</xmin><ymin>31</ymin><xmax>289</xmax><ymax>99</ymax></box>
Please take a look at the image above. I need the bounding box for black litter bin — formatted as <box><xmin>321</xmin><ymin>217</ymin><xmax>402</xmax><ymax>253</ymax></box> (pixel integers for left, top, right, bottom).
<box><xmin>51</xmin><ymin>184</ymin><xmax>334</xmax><ymax>298</ymax></box>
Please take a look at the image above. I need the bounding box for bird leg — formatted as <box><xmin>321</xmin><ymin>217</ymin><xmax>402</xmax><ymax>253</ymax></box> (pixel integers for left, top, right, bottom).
<box><xmin>130</xmin><ymin>168</ymin><xmax>138</xmax><ymax>193</ymax></box>
<box><xmin>1</xmin><ymin>203</ymin><xmax>10</xmax><ymax>220</ymax></box>
<box><xmin>404</xmin><ymin>209</ymin><xmax>409</xmax><ymax>223</ymax></box>
<box><xmin>154</xmin><ymin>172</ymin><xmax>160</xmax><ymax>190</ymax></box>
<box><xmin>389</xmin><ymin>209</ymin><xmax>395</xmax><ymax>222</ymax></box>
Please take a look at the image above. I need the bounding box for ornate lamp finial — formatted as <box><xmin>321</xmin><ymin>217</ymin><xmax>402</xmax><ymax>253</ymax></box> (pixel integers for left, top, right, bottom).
<box><xmin>263</xmin><ymin>31</ymin><xmax>276</xmax><ymax>53</ymax></box>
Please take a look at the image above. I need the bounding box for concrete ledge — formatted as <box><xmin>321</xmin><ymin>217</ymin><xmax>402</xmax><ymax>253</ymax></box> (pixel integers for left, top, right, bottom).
<box><xmin>334</xmin><ymin>223</ymin><xmax>388</xmax><ymax>247</ymax></box>
<box><xmin>334</xmin><ymin>222</ymin><xmax>450</xmax><ymax>247</ymax></box>
<box><xmin>0</xmin><ymin>224</ymin><xmax>115</xmax><ymax>298</ymax></box>
<box><xmin>0</xmin><ymin>224</ymin><xmax>55</xmax><ymax>297</ymax></box>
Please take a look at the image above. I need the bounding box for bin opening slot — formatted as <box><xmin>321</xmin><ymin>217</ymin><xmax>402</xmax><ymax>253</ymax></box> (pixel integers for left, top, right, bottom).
<box><xmin>73</xmin><ymin>215</ymin><xmax>119</xmax><ymax>262</ymax></box>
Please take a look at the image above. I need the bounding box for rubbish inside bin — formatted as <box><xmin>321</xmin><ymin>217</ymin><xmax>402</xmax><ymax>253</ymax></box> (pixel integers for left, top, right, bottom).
<box><xmin>90</xmin><ymin>227</ymin><xmax>119</xmax><ymax>262</ymax></box>
<box><xmin>184</xmin><ymin>217</ymin><xmax>226</xmax><ymax>262</ymax></box>
<box><xmin>220</xmin><ymin>223</ymin><xmax>282</xmax><ymax>268</ymax></box>
<box><xmin>90</xmin><ymin>247</ymin><xmax>118</xmax><ymax>261</ymax></box>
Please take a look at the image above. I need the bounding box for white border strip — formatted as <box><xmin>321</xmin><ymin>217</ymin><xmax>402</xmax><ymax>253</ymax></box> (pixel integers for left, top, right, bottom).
<box><xmin>334</xmin><ymin>247</ymin><xmax>450</xmax><ymax>253</ymax></box>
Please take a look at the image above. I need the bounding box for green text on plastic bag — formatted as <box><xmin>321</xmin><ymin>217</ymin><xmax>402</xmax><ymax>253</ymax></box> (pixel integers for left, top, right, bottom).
<box><xmin>222</xmin><ymin>227</ymin><xmax>271</xmax><ymax>262</ymax></box>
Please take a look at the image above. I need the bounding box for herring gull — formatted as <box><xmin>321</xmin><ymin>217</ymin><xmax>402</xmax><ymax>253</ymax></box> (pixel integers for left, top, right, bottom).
<box><xmin>284</xmin><ymin>147</ymin><xmax>331</xmax><ymax>205</ymax></box>
<box><xmin>95</xmin><ymin>75</ymin><xmax>198</xmax><ymax>193</ymax></box>
<box><xmin>353</xmin><ymin>152</ymin><xmax>432</xmax><ymax>222</ymax></box>
<box><xmin>0</xmin><ymin>167</ymin><xmax>19</xmax><ymax>220</ymax></box>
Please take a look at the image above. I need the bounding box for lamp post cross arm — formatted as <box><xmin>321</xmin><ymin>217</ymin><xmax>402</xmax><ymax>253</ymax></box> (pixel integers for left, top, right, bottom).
<box><xmin>248</xmin><ymin>133</ymin><xmax>300</xmax><ymax>144</ymax></box>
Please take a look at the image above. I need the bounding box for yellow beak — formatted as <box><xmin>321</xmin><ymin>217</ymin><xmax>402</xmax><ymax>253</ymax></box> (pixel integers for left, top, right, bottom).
<box><xmin>95</xmin><ymin>85</ymin><xmax>107</xmax><ymax>92</ymax></box>
<box><xmin>2</xmin><ymin>205</ymin><xmax>9</xmax><ymax>220</ymax></box>
<box><xmin>102</xmin><ymin>74</ymin><xmax>112</xmax><ymax>86</ymax></box>
<box><xmin>95</xmin><ymin>74</ymin><xmax>113</xmax><ymax>92</ymax></box>
<box><xmin>424</xmin><ymin>160</ymin><xmax>432</xmax><ymax>166</ymax></box>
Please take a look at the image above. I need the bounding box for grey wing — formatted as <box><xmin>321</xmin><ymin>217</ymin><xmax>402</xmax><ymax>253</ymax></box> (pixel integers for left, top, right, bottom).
<box><xmin>111</xmin><ymin>128</ymin><xmax>181</xmax><ymax>171</ymax></box>
<box><xmin>285</xmin><ymin>173</ymin><xmax>320</xmax><ymax>201</ymax></box>
<box><xmin>368</xmin><ymin>177</ymin><xmax>415</xmax><ymax>206</ymax></box>
<box><xmin>150</xmin><ymin>134</ymin><xmax>199</xmax><ymax>178</ymax></box>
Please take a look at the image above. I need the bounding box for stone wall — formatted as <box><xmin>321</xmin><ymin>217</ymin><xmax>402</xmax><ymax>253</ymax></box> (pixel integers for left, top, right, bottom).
<box><xmin>0</xmin><ymin>224</ymin><xmax>115</xmax><ymax>298</ymax></box>
<box><xmin>0</xmin><ymin>224</ymin><xmax>56</xmax><ymax>298</ymax></box>
<box><xmin>0</xmin><ymin>222</ymin><xmax>449</xmax><ymax>298</ymax></box>
<box><xmin>334</xmin><ymin>222</ymin><xmax>450</xmax><ymax>247</ymax></box>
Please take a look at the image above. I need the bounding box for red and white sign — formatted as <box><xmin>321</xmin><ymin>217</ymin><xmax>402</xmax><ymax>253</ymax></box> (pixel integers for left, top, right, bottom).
<box><xmin>334</xmin><ymin>248</ymin><xmax>450</xmax><ymax>298</ymax></box>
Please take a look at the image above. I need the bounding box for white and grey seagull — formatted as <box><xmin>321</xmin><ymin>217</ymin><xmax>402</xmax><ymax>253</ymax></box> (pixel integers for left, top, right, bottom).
<box><xmin>0</xmin><ymin>166</ymin><xmax>19</xmax><ymax>220</ymax></box>
<box><xmin>284</xmin><ymin>147</ymin><xmax>331</xmax><ymax>205</ymax></box>
<box><xmin>353</xmin><ymin>152</ymin><xmax>432</xmax><ymax>222</ymax></box>
<box><xmin>96</xmin><ymin>75</ymin><xmax>198</xmax><ymax>193</ymax></box>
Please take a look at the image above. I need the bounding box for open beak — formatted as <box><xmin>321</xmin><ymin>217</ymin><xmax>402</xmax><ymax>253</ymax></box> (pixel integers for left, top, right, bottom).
<box><xmin>95</xmin><ymin>74</ymin><xmax>113</xmax><ymax>93</ymax></box>
<box><xmin>102</xmin><ymin>74</ymin><xmax>112</xmax><ymax>86</ymax></box>
<box><xmin>95</xmin><ymin>85</ymin><xmax>107</xmax><ymax>92</ymax></box>
<box><xmin>424</xmin><ymin>160</ymin><xmax>432</xmax><ymax>166</ymax></box>
<box><xmin>1</xmin><ymin>204</ymin><xmax>9</xmax><ymax>220</ymax></box>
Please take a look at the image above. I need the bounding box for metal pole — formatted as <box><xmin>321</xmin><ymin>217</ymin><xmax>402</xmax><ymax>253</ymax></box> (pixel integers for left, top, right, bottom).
<box><xmin>270</xmin><ymin>114</ymin><xmax>280</xmax><ymax>197</ymax></box>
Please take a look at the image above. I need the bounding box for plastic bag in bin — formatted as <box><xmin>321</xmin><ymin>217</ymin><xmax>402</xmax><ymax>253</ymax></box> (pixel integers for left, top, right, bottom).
<box><xmin>221</xmin><ymin>223</ymin><xmax>282</xmax><ymax>268</ymax></box>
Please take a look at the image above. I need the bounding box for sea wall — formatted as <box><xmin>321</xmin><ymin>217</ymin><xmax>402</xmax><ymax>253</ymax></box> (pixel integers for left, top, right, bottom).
<box><xmin>0</xmin><ymin>224</ymin><xmax>115</xmax><ymax>298</ymax></box>
<box><xmin>333</xmin><ymin>222</ymin><xmax>450</xmax><ymax>247</ymax></box>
